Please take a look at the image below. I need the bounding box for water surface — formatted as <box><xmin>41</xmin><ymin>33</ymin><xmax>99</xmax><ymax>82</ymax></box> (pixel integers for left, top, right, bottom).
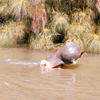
<box><xmin>0</xmin><ymin>47</ymin><xmax>100</xmax><ymax>100</ymax></box>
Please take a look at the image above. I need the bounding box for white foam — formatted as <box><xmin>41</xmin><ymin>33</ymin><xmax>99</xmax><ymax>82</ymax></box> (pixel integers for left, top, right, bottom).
<box><xmin>4</xmin><ymin>59</ymin><xmax>38</xmax><ymax>66</ymax></box>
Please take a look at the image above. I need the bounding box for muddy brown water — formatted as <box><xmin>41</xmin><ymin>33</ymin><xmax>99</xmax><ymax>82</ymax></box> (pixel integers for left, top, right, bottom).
<box><xmin>0</xmin><ymin>47</ymin><xmax>100</xmax><ymax>100</ymax></box>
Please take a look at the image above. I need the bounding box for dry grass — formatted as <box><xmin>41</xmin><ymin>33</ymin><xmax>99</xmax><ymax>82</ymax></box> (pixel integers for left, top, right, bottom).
<box><xmin>0</xmin><ymin>0</ymin><xmax>46</xmax><ymax>20</ymax></box>
<box><xmin>0</xmin><ymin>0</ymin><xmax>8</xmax><ymax>16</ymax></box>
<box><xmin>6</xmin><ymin>0</ymin><xmax>28</xmax><ymax>20</ymax></box>
<box><xmin>50</xmin><ymin>12</ymin><xmax>69</xmax><ymax>32</ymax></box>
<box><xmin>68</xmin><ymin>21</ymin><xmax>95</xmax><ymax>37</ymax></box>
<box><xmin>96</xmin><ymin>24</ymin><xmax>100</xmax><ymax>35</ymax></box>
<box><xmin>30</xmin><ymin>27</ymin><xmax>58</xmax><ymax>50</ymax></box>
<box><xmin>83</xmin><ymin>0</ymin><xmax>96</xmax><ymax>8</ymax></box>
<box><xmin>72</xmin><ymin>8</ymin><xmax>96</xmax><ymax>23</ymax></box>
<box><xmin>89</xmin><ymin>34</ymin><xmax>100</xmax><ymax>53</ymax></box>
<box><xmin>67</xmin><ymin>8</ymin><xmax>96</xmax><ymax>52</ymax></box>
<box><xmin>0</xmin><ymin>21</ymin><xmax>25</xmax><ymax>47</ymax></box>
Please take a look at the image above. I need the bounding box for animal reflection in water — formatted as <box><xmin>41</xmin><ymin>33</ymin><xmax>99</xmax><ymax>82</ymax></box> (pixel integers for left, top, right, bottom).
<box><xmin>4</xmin><ymin>41</ymin><xmax>83</xmax><ymax>69</ymax></box>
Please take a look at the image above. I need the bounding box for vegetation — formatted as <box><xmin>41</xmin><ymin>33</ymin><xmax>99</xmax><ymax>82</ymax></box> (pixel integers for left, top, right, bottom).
<box><xmin>7</xmin><ymin>0</ymin><xmax>28</xmax><ymax>20</ymax></box>
<box><xmin>30</xmin><ymin>27</ymin><xmax>58</xmax><ymax>50</ymax></box>
<box><xmin>0</xmin><ymin>21</ymin><xmax>25</xmax><ymax>47</ymax></box>
<box><xmin>0</xmin><ymin>0</ymin><xmax>100</xmax><ymax>53</ymax></box>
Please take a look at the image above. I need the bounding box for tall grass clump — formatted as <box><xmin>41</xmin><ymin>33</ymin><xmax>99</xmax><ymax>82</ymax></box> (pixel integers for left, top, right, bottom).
<box><xmin>96</xmin><ymin>22</ymin><xmax>100</xmax><ymax>35</ymax></box>
<box><xmin>0</xmin><ymin>0</ymin><xmax>8</xmax><ymax>16</ymax></box>
<box><xmin>51</xmin><ymin>12</ymin><xmax>69</xmax><ymax>32</ymax></box>
<box><xmin>89</xmin><ymin>22</ymin><xmax>100</xmax><ymax>53</ymax></box>
<box><xmin>0</xmin><ymin>21</ymin><xmax>25</xmax><ymax>47</ymax></box>
<box><xmin>68</xmin><ymin>8</ymin><xmax>96</xmax><ymax>52</ymax></box>
<box><xmin>50</xmin><ymin>12</ymin><xmax>69</xmax><ymax>42</ymax></box>
<box><xmin>30</xmin><ymin>27</ymin><xmax>58</xmax><ymax>50</ymax></box>
<box><xmin>82</xmin><ymin>0</ymin><xmax>96</xmax><ymax>8</ymax></box>
<box><xmin>88</xmin><ymin>34</ymin><xmax>100</xmax><ymax>53</ymax></box>
<box><xmin>6</xmin><ymin>0</ymin><xmax>28</xmax><ymax>20</ymax></box>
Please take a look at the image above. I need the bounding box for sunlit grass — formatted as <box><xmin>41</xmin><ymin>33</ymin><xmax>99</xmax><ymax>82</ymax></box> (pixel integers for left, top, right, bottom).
<box><xmin>89</xmin><ymin>34</ymin><xmax>100</xmax><ymax>53</ymax></box>
<box><xmin>73</xmin><ymin>33</ymin><xmax>100</xmax><ymax>53</ymax></box>
<box><xmin>30</xmin><ymin>27</ymin><xmax>58</xmax><ymax>50</ymax></box>
<box><xmin>0</xmin><ymin>21</ymin><xmax>25</xmax><ymax>47</ymax></box>
<box><xmin>72</xmin><ymin>8</ymin><xmax>95</xmax><ymax>23</ymax></box>
<box><xmin>0</xmin><ymin>0</ymin><xmax>46</xmax><ymax>20</ymax></box>
<box><xmin>7</xmin><ymin>0</ymin><xmax>28</xmax><ymax>20</ymax></box>
<box><xmin>50</xmin><ymin>12</ymin><xmax>69</xmax><ymax>32</ymax></box>
<box><xmin>68</xmin><ymin>32</ymin><xmax>93</xmax><ymax>52</ymax></box>
<box><xmin>0</xmin><ymin>23</ymin><xmax>16</xmax><ymax>47</ymax></box>
<box><xmin>68</xmin><ymin>22</ymin><xmax>83</xmax><ymax>36</ymax></box>
<box><xmin>68</xmin><ymin>21</ymin><xmax>95</xmax><ymax>52</ymax></box>
<box><xmin>68</xmin><ymin>21</ymin><xmax>95</xmax><ymax>37</ymax></box>
<box><xmin>67</xmin><ymin>8</ymin><xmax>96</xmax><ymax>52</ymax></box>
<box><xmin>0</xmin><ymin>1</ymin><xmax>8</xmax><ymax>16</ymax></box>
<box><xmin>85</xmin><ymin>8</ymin><xmax>96</xmax><ymax>20</ymax></box>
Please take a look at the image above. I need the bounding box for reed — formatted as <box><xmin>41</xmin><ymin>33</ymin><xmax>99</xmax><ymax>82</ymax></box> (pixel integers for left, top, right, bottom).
<box><xmin>30</xmin><ymin>27</ymin><xmax>58</xmax><ymax>50</ymax></box>
<box><xmin>89</xmin><ymin>34</ymin><xmax>100</xmax><ymax>53</ymax></box>
<box><xmin>68</xmin><ymin>8</ymin><xmax>96</xmax><ymax>52</ymax></box>
<box><xmin>68</xmin><ymin>32</ymin><xmax>93</xmax><ymax>52</ymax></box>
<box><xmin>68</xmin><ymin>21</ymin><xmax>95</xmax><ymax>37</ymax></box>
<box><xmin>50</xmin><ymin>12</ymin><xmax>69</xmax><ymax>32</ymax></box>
<box><xmin>82</xmin><ymin>0</ymin><xmax>96</xmax><ymax>8</ymax></box>
<box><xmin>0</xmin><ymin>22</ymin><xmax>16</xmax><ymax>47</ymax></box>
<box><xmin>72</xmin><ymin>8</ymin><xmax>96</xmax><ymax>23</ymax></box>
<box><xmin>0</xmin><ymin>21</ymin><xmax>25</xmax><ymax>47</ymax></box>
<box><xmin>7</xmin><ymin>0</ymin><xmax>28</xmax><ymax>20</ymax></box>
<box><xmin>96</xmin><ymin>24</ymin><xmax>100</xmax><ymax>35</ymax></box>
<box><xmin>68</xmin><ymin>23</ymin><xmax>94</xmax><ymax>52</ymax></box>
<box><xmin>0</xmin><ymin>0</ymin><xmax>8</xmax><ymax>16</ymax></box>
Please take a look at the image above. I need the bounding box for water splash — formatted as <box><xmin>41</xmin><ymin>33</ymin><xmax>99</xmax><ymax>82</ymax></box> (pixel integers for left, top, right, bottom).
<box><xmin>4</xmin><ymin>59</ymin><xmax>39</xmax><ymax>66</ymax></box>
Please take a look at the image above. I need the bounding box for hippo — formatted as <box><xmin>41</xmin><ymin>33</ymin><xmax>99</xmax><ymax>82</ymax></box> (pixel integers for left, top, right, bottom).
<box><xmin>39</xmin><ymin>41</ymin><xmax>83</xmax><ymax>68</ymax></box>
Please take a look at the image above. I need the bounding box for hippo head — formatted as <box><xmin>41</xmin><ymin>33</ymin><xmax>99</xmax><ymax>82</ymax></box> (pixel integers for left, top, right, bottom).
<box><xmin>40</xmin><ymin>41</ymin><xmax>83</xmax><ymax>68</ymax></box>
<box><xmin>60</xmin><ymin>41</ymin><xmax>83</xmax><ymax>64</ymax></box>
